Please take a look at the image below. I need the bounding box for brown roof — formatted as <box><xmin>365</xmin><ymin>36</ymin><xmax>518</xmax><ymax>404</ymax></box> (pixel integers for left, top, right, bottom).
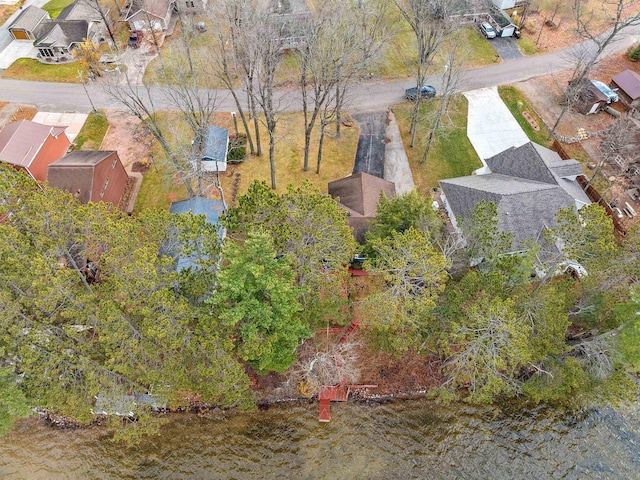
<box><xmin>0</xmin><ymin>120</ymin><xmax>69</xmax><ymax>169</ymax></box>
<box><xmin>328</xmin><ymin>172</ymin><xmax>396</xmax><ymax>217</ymax></box>
<box><xmin>47</xmin><ymin>151</ymin><xmax>119</xmax><ymax>204</ymax></box>
<box><xmin>611</xmin><ymin>70</ymin><xmax>640</xmax><ymax>100</ymax></box>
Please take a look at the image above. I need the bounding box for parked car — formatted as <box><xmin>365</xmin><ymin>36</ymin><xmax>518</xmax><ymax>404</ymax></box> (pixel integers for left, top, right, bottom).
<box><xmin>479</xmin><ymin>22</ymin><xmax>497</xmax><ymax>39</ymax></box>
<box><xmin>405</xmin><ymin>85</ymin><xmax>436</xmax><ymax>101</ymax></box>
<box><xmin>128</xmin><ymin>30</ymin><xmax>142</xmax><ymax>49</ymax></box>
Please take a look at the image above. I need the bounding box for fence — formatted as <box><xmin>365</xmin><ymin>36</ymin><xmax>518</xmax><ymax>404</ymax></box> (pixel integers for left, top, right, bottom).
<box><xmin>576</xmin><ymin>175</ymin><xmax>627</xmax><ymax>237</ymax></box>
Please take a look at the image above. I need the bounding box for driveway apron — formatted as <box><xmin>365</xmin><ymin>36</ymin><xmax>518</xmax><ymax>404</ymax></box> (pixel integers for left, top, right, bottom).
<box><xmin>490</xmin><ymin>37</ymin><xmax>523</xmax><ymax>60</ymax></box>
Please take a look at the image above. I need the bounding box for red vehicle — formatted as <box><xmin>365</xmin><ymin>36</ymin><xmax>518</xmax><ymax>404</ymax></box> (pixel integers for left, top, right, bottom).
<box><xmin>128</xmin><ymin>30</ymin><xmax>142</xmax><ymax>49</ymax></box>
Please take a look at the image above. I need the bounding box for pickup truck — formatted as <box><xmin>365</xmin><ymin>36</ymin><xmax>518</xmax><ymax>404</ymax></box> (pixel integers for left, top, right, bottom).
<box><xmin>405</xmin><ymin>85</ymin><xmax>436</xmax><ymax>101</ymax></box>
<box><xmin>128</xmin><ymin>30</ymin><xmax>142</xmax><ymax>49</ymax></box>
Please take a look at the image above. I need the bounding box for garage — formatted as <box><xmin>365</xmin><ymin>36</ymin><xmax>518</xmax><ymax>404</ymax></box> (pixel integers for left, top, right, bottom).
<box><xmin>10</xmin><ymin>29</ymin><xmax>31</xmax><ymax>40</ymax></box>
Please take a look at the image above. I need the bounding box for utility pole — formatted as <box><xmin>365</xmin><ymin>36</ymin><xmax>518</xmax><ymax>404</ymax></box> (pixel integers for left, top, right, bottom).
<box><xmin>78</xmin><ymin>70</ymin><xmax>98</xmax><ymax>113</ymax></box>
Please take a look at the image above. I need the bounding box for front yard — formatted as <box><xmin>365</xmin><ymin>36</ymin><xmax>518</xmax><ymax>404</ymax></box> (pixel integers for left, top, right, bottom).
<box><xmin>394</xmin><ymin>95</ymin><xmax>481</xmax><ymax>192</ymax></box>
<box><xmin>2</xmin><ymin>59</ymin><xmax>81</xmax><ymax>83</ymax></box>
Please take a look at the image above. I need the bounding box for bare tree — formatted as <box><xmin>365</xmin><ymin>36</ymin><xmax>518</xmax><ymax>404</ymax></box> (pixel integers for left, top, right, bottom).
<box><xmin>420</xmin><ymin>39</ymin><xmax>463</xmax><ymax>163</ymax></box>
<box><xmin>252</xmin><ymin>14</ymin><xmax>288</xmax><ymax>190</ymax></box>
<box><xmin>549</xmin><ymin>0</ymin><xmax>640</xmax><ymax>137</ymax></box>
<box><xmin>392</xmin><ymin>0</ymin><xmax>457</xmax><ymax>147</ymax></box>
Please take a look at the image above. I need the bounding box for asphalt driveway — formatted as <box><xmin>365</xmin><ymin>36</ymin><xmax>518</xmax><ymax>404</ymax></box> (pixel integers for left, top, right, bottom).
<box><xmin>490</xmin><ymin>37</ymin><xmax>523</xmax><ymax>60</ymax></box>
<box><xmin>352</xmin><ymin>112</ymin><xmax>386</xmax><ymax>178</ymax></box>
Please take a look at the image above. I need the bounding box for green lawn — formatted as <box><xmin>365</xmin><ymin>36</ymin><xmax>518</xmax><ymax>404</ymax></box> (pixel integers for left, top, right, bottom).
<box><xmin>42</xmin><ymin>0</ymin><xmax>74</xmax><ymax>18</ymax></box>
<box><xmin>498</xmin><ymin>85</ymin><xmax>553</xmax><ymax>147</ymax></box>
<box><xmin>134</xmin><ymin>158</ymin><xmax>188</xmax><ymax>213</ymax></box>
<box><xmin>2</xmin><ymin>58</ymin><xmax>80</xmax><ymax>83</ymax></box>
<box><xmin>394</xmin><ymin>95</ymin><xmax>481</xmax><ymax>192</ymax></box>
<box><xmin>73</xmin><ymin>110</ymin><xmax>109</xmax><ymax>150</ymax></box>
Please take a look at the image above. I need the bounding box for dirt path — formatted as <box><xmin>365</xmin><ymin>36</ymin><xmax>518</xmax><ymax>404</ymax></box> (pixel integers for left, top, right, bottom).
<box><xmin>99</xmin><ymin>109</ymin><xmax>152</xmax><ymax>174</ymax></box>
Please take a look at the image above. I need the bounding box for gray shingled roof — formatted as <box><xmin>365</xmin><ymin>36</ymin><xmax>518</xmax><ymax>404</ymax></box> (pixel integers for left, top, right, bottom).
<box><xmin>0</xmin><ymin>120</ymin><xmax>69</xmax><ymax>169</ymax></box>
<box><xmin>8</xmin><ymin>5</ymin><xmax>48</xmax><ymax>31</ymax></box>
<box><xmin>439</xmin><ymin>141</ymin><xmax>591</xmax><ymax>251</ymax></box>
<box><xmin>57</xmin><ymin>0</ymin><xmax>104</xmax><ymax>22</ymax></box>
<box><xmin>486</xmin><ymin>142</ymin><xmax>557</xmax><ymax>184</ymax></box>
<box><xmin>127</xmin><ymin>0</ymin><xmax>172</xmax><ymax>20</ymax></box>
<box><xmin>35</xmin><ymin>20</ymin><xmax>89</xmax><ymax>47</ymax></box>
<box><xmin>50</xmin><ymin>150</ymin><xmax>115</xmax><ymax>166</ymax></box>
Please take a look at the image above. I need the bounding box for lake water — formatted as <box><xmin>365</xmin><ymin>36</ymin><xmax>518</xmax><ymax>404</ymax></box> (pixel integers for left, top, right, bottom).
<box><xmin>1</xmin><ymin>398</ymin><xmax>639</xmax><ymax>479</ymax></box>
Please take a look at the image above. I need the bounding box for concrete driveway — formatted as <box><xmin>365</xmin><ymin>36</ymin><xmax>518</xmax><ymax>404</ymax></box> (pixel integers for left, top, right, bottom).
<box><xmin>463</xmin><ymin>86</ymin><xmax>529</xmax><ymax>171</ymax></box>
<box><xmin>32</xmin><ymin>111</ymin><xmax>88</xmax><ymax>141</ymax></box>
<box><xmin>0</xmin><ymin>0</ymin><xmax>49</xmax><ymax>68</ymax></box>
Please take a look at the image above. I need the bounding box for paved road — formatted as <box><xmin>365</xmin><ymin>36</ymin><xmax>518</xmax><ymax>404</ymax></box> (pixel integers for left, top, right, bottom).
<box><xmin>0</xmin><ymin>25</ymin><xmax>637</xmax><ymax>113</ymax></box>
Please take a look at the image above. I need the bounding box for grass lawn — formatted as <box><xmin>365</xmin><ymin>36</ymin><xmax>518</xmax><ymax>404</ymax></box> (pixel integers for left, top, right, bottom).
<box><xmin>498</xmin><ymin>85</ymin><xmax>553</xmax><ymax>147</ymax></box>
<box><xmin>135</xmin><ymin>159</ymin><xmax>188</xmax><ymax>212</ymax></box>
<box><xmin>220</xmin><ymin>112</ymin><xmax>359</xmax><ymax>202</ymax></box>
<box><xmin>42</xmin><ymin>0</ymin><xmax>74</xmax><ymax>18</ymax></box>
<box><xmin>2</xmin><ymin>58</ymin><xmax>80</xmax><ymax>83</ymax></box>
<box><xmin>74</xmin><ymin>110</ymin><xmax>109</xmax><ymax>150</ymax></box>
<box><xmin>0</xmin><ymin>1</ymin><xmax>23</xmax><ymax>26</ymax></box>
<box><xmin>458</xmin><ymin>27</ymin><xmax>501</xmax><ymax>68</ymax></box>
<box><xmin>517</xmin><ymin>36</ymin><xmax>543</xmax><ymax>56</ymax></box>
<box><xmin>135</xmin><ymin>110</ymin><xmax>358</xmax><ymax>211</ymax></box>
<box><xmin>393</xmin><ymin>95</ymin><xmax>481</xmax><ymax>192</ymax></box>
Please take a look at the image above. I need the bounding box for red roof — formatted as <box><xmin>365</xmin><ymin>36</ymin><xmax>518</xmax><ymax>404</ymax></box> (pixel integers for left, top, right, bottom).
<box><xmin>0</xmin><ymin>120</ymin><xmax>68</xmax><ymax>169</ymax></box>
<box><xmin>612</xmin><ymin>70</ymin><xmax>640</xmax><ymax>100</ymax></box>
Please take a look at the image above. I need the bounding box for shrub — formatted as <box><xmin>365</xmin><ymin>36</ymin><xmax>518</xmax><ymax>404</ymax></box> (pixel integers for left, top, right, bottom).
<box><xmin>227</xmin><ymin>133</ymin><xmax>247</xmax><ymax>164</ymax></box>
<box><xmin>629</xmin><ymin>43</ymin><xmax>640</xmax><ymax>62</ymax></box>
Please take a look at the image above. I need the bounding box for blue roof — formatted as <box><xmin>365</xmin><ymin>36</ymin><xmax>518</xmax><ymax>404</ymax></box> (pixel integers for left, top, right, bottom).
<box><xmin>169</xmin><ymin>197</ymin><xmax>226</xmax><ymax>271</ymax></box>
<box><xmin>202</xmin><ymin>125</ymin><xmax>229</xmax><ymax>162</ymax></box>
<box><xmin>169</xmin><ymin>196</ymin><xmax>225</xmax><ymax>225</ymax></box>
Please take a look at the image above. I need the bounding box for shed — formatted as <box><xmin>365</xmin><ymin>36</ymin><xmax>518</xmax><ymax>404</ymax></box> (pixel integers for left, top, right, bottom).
<box><xmin>47</xmin><ymin>151</ymin><xmax>129</xmax><ymax>208</ymax></box>
<box><xmin>610</xmin><ymin>70</ymin><xmax>640</xmax><ymax>110</ymax></box>
<box><xmin>197</xmin><ymin>125</ymin><xmax>229</xmax><ymax>173</ymax></box>
<box><xmin>8</xmin><ymin>6</ymin><xmax>49</xmax><ymax>40</ymax></box>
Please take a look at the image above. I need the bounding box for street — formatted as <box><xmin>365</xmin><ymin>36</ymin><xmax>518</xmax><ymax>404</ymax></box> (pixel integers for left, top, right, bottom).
<box><xmin>0</xmin><ymin>24</ymin><xmax>637</xmax><ymax>113</ymax></box>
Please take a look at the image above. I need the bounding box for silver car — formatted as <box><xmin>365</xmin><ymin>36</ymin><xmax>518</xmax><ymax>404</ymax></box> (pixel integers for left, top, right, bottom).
<box><xmin>480</xmin><ymin>22</ymin><xmax>497</xmax><ymax>39</ymax></box>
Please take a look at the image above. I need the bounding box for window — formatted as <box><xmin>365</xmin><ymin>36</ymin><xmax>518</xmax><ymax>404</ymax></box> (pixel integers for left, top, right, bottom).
<box><xmin>186</xmin><ymin>0</ymin><xmax>194</xmax><ymax>7</ymax></box>
<box><xmin>111</xmin><ymin>158</ymin><xmax>117</xmax><ymax>169</ymax></box>
<box><xmin>100</xmin><ymin>178</ymin><xmax>110</xmax><ymax>198</ymax></box>
<box><xmin>39</xmin><ymin>48</ymin><xmax>54</xmax><ymax>57</ymax></box>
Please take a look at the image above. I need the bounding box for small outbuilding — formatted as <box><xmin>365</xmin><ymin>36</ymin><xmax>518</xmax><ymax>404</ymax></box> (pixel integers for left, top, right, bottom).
<box><xmin>196</xmin><ymin>125</ymin><xmax>229</xmax><ymax>173</ymax></box>
<box><xmin>610</xmin><ymin>70</ymin><xmax>640</xmax><ymax>110</ymax></box>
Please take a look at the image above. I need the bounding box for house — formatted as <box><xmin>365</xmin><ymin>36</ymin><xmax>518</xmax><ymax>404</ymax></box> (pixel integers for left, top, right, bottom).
<box><xmin>125</xmin><ymin>0</ymin><xmax>176</xmax><ymax>31</ymax></box>
<box><xmin>0</xmin><ymin>120</ymin><xmax>71</xmax><ymax>182</ymax></box>
<box><xmin>439</xmin><ymin>142</ymin><xmax>590</xmax><ymax>254</ymax></box>
<box><xmin>7</xmin><ymin>5</ymin><xmax>49</xmax><ymax>40</ymax></box>
<box><xmin>34</xmin><ymin>20</ymin><xmax>90</xmax><ymax>62</ymax></box>
<box><xmin>489</xmin><ymin>6</ymin><xmax>518</xmax><ymax>37</ymax></box>
<box><xmin>47</xmin><ymin>151</ymin><xmax>129</xmax><ymax>208</ymax></box>
<box><xmin>573</xmin><ymin>79</ymin><xmax>618</xmax><ymax>115</ymax></box>
<box><xmin>328</xmin><ymin>172</ymin><xmax>396</xmax><ymax>243</ymax></box>
<box><xmin>169</xmin><ymin>197</ymin><xmax>226</xmax><ymax>271</ymax></box>
<box><xmin>610</xmin><ymin>70</ymin><xmax>640</xmax><ymax>110</ymax></box>
<box><xmin>196</xmin><ymin>125</ymin><xmax>229</xmax><ymax>173</ymax></box>
<box><xmin>56</xmin><ymin>0</ymin><xmax>112</xmax><ymax>44</ymax></box>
